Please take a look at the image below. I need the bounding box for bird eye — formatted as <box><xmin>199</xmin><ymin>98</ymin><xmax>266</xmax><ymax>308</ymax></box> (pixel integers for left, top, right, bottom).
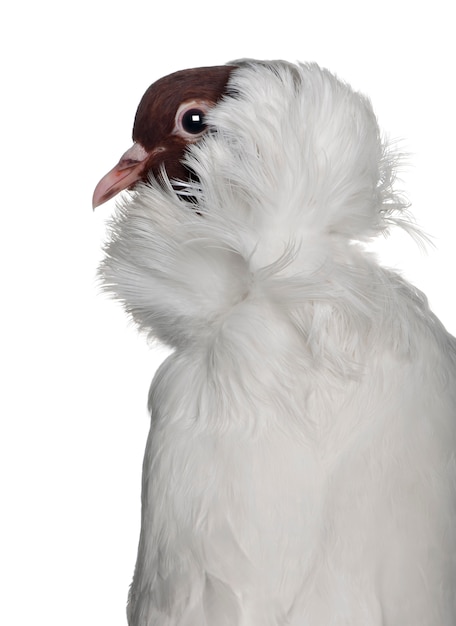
<box><xmin>174</xmin><ymin>100</ymin><xmax>212</xmax><ymax>140</ymax></box>
<box><xmin>181</xmin><ymin>109</ymin><xmax>206</xmax><ymax>134</ymax></box>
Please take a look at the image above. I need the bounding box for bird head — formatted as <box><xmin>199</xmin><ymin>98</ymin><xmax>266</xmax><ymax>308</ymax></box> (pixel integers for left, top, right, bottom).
<box><xmin>93</xmin><ymin>60</ymin><xmax>404</xmax><ymax>243</ymax></box>
<box><xmin>92</xmin><ymin>66</ymin><xmax>235</xmax><ymax>208</ymax></box>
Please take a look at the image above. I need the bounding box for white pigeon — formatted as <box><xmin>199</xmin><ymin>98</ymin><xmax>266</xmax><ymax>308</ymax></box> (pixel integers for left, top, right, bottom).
<box><xmin>93</xmin><ymin>60</ymin><xmax>456</xmax><ymax>625</ymax></box>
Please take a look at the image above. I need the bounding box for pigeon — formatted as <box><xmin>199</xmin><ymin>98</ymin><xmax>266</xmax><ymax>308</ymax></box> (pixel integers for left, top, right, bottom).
<box><xmin>93</xmin><ymin>60</ymin><xmax>456</xmax><ymax>625</ymax></box>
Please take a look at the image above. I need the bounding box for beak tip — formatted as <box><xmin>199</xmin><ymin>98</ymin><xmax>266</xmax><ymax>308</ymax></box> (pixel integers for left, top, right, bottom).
<box><xmin>92</xmin><ymin>185</ymin><xmax>107</xmax><ymax>210</ymax></box>
<box><xmin>92</xmin><ymin>192</ymin><xmax>103</xmax><ymax>210</ymax></box>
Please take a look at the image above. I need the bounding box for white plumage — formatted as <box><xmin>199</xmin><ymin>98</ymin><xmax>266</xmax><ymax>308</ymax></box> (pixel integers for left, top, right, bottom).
<box><xmin>94</xmin><ymin>60</ymin><xmax>456</xmax><ymax>625</ymax></box>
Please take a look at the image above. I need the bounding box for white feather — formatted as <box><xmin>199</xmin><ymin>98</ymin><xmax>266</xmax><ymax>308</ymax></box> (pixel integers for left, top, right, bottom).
<box><xmin>100</xmin><ymin>61</ymin><xmax>456</xmax><ymax>625</ymax></box>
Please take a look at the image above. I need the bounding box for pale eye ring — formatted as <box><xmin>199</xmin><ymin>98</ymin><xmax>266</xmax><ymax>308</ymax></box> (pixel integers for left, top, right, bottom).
<box><xmin>174</xmin><ymin>101</ymin><xmax>212</xmax><ymax>140</ymax></box>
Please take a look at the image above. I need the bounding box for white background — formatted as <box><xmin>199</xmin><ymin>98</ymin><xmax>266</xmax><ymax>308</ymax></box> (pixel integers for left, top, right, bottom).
<box><xmin>1</xmin><ymin>1</ymin><xmax>455</xmax><ymax>624</ymax></box>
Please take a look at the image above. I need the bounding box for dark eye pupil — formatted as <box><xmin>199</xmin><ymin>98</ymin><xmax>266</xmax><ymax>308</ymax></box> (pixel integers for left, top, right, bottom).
<box><xmin>182</xmin><ymin>109</ymin><xmax>206</xmax><ymax>134</ymax></box>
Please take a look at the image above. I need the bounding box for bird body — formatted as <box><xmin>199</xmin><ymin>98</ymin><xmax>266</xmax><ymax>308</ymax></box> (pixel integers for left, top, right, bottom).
<box><xmin>94</xmin><ymin>61</ymin><xmax>456</xmax><ymax>624</ymax></box>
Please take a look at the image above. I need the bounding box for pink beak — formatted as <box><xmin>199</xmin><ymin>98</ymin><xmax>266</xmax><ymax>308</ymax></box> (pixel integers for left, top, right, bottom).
<box><xmin>92</xmin><ymin>143</ymin><xmax>149</xmax><ymax>209</ymax></box>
